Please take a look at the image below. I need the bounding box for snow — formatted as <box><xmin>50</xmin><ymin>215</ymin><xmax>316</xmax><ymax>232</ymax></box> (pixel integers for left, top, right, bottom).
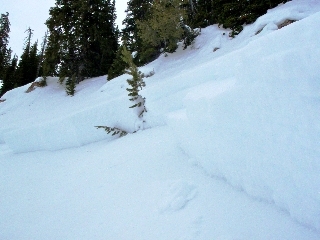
<box><xmin>167</xmin><ymin>11</ymin><xmax>320</xmax><ymax>230</ymax></box>
<box><xmin>1</xmin><ymin>0</ymin><xmax>320</xmax><ymax>239</ymax></box>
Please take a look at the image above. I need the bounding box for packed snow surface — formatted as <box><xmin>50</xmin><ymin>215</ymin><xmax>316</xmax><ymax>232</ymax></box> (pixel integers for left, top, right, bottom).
<box><xmin>1</xmin><ymin>1</ymin><xmax>320</xmax><ymax>239</ymax></box>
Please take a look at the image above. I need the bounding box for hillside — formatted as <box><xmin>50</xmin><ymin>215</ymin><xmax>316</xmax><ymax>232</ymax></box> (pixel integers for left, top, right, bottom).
<box><xmin>1</xmin><ymin>1</ymin><xmax>320</xmax><ymax>239</ymax></box>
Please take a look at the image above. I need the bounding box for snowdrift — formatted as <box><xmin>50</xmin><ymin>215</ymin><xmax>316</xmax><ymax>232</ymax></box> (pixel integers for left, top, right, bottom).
<box><xmin>167</xmin><ymin>12</ymin><xmax>320</xmax><ymax>230</ymax></box>
<box><xmin>0</xmin><ymin>76</ymin><xmax>142</xmax><ymax>152</ymax></box>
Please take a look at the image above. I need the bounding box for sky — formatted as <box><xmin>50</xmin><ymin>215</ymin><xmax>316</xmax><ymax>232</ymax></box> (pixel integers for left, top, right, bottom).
<box><xmin>0</xmin><ymin>0</ymin><xmax>127</xmax><ymax>58</ymax></box>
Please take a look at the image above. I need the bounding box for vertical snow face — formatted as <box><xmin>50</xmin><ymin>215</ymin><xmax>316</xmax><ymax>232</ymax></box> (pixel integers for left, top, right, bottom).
<box><xmin>0</xmin><ymin>76</ymin><xmax>142</xmax><ymax>152</ymax></box>
<box><xmin>168</xmin><ymin>12</ymin><xmax>320</xmax><ymax>231</ymax></box>
<box><xmin>1</xmin><ymin>97</ymin><xmax>139</xmax><ymax>153</ymax></box>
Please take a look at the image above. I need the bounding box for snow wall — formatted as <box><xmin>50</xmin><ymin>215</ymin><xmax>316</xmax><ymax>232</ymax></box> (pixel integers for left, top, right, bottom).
<box><xmin>167</xmin><ymin>12</ymin><xmax>320</xmax><ymax>231</ymax></box>
<box><xmin>2</xmin><ymin>103</ymin><xmax>138</xmax><ymax>153</ymax></box>
<box><xmin>0</xmin><ymin>81</ymin><xmax>140</xmax><ymax>153</ymax></box>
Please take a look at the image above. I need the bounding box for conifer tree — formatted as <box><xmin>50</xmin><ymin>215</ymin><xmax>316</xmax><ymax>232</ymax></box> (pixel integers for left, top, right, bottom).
<box><xmin>107</xmin><ymin>45</ymin><xmax>128</xmax><ymax>80</ymax></box>
<box><xmin>95</xmin><ymin>126</ymin><xmax>128</xmax><ymax>137</ymax></box>
<box><xmin>137</xmin><ymin>0</ymin><xmax>195</xmax><ymax>53</ymax></box>
<box><xmin>15</xmin><ymin>29</ymin><xmax>39</xmax><ymax>87</ymax></box>
<box><xmin>0</xmin><ymin>12</ymin><xmax>12</xmax><ymax>80</ymax></box>
<box><xmin>28</xmin><ymin>41</ymin><xmax>39</xmax><ymax>81</ymax></box>
<box><xmin>218</xmin><ymin>0</ymin><xmax>289</xmax><ymax>37</ymax></box>
<box><xmin>180</xmin><ymin>0</ymin><xmax>198</xmax><ymax>27</ymax></box>
<box><xmin>121</xmin><ymin>0</ymin><xmax>160</xmax><ymax>65</ymax></box>
<box><xmin>65</xmin><ymin>73</ymin><xmax>76</xmax><ymax>96</ymax></box>
<box><xmin>96</xmin><ymin>45</ymin><xmax>146</xmax><ymax>137</ymax></box>
<box><xmin>122</xmin><ymin>0</ymin><xmax>153</xmax><ymax>50</ymax></box>
<box><xmin>0</xmin><ymin>54</ymin><xmax>17</xmax><ymax>96</ymax></box>
<box><xmin>77</xmin><ymin>0</ymin><xmax>119</xmax><ymax>78</ymax></box>
<box><xmin>122</xmin><ymin>44</ymin><xmax>146</xmax><ymax>114</ymax></box>
<box><xmin>44</xmin><ymin>0</ymin><xmax>119</xmax><ymax>90</ymax></box>
<box><xmin>37</xmin><ymin>31</ymin><xmax>48</xmax><ymax>78</ymax></box>
<box><xmin>193</xmin><ymin>0</ymin><xmax>218</xmax><ymax>27</ymax></box>
<box><xmin>193</xmin><ymin>0</ymin><xmax>289</xmax><ymax>36</ymax></box>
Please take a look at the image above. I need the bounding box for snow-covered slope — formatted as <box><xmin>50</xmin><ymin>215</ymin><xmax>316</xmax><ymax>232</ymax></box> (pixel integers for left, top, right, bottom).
<box><xmin>1</xmin><ymin>0</ymin><xmax>320</xmax><ymax>238</ymax></box>
<box><xmin>166</xmin><ymin>11</ymin><xmax>320</xmax><ymax>231</ymax></box>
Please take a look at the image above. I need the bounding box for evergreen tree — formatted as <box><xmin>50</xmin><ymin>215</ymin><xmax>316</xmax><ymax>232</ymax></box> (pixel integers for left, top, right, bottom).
<box><xmin>122</xmin><ymin>44</ymin><xmax>146</xmax><ymax>116</ymax></box>
<box><xmin>96</xmin><ymin>45</ymin><xmax>146</xmax><ymax>137</ymax></box>
<box><xmin>137</xmin><ymin>0</ymin><xmax>197</xmax><ymax>53</ymax></box>
<box><xmin>193</xmin><ymin>0</ymin><xmax>289</xmax><ymax>36</ymax></box>
<box><xmin>65</xmin><ymin>73</ymin><xmax>76</xmax><ymax>96</ymax></box>
<box><xmin>107</xmin><ymin>45</ymin><xmax>128</xmax><ymax>80</ymax></box>
<box><xmin>180</xmin><ymin>0</ymin><xmax>198</xmax><ymax>27</ymax></box>
<box><xmin>121</xmin><ymin>0</ymin><xmax>160</xmax><ymax>65</ymax></box>
<box><xmin>0</xmin><ymin>12</ymin><xmax>12</xmax><ymax>80</ymax></box>
<box><xmin>122</xmin><ymin>0</ymin><xmax>153</xmax><ymax>50</ymax></box>
<box><xmin>44</xmin><ymin>0</ymin><xmax>119</xmax><ymax>88</ymax></box>
<box><xmin>219</xmin><ymin>0</ymin><xmax>290</xmax><ymax>37</ymax></box>
<box><xmin>28</xmin><ymin>41</ymin><xmax>39</xmax><ymax>81</ymax></box>
<box><xmin>95</xmin><ymin>126</ymin><xmax>128</xmax><ymax>137</ymax></box>
<box><xmin>193</xmin><ymin>0</ymin><xmax>220</xmax><ymax>28</ymax></box>
<box><xmin>37</xmin><ymin>31</ymin><xmax>48</xmax><ymax>78</ymax></box>
<box><xmin>0</xmin><ymin>54</ymin><xmax>17</xmax><ymax>96</ymax></box>
<box><xmin>44</xmin><ymin>0</ymin><xmax>84</xmax><ymax>83</ymax></box>
<box><xmin>77</xmin><ymin>0</ymin><xmax>119</xmax><ymax>78</ymax></box>
<box><xmin>15</xmin><ymin>29</ymin><xmax>39</xmax><ymax>87</ymax></box>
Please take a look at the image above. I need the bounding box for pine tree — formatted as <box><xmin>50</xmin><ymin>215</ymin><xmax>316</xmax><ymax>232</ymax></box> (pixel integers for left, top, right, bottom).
<box><xmin>15</xmin><ymin>29</ymin><xmax>39</xmax><ymax>87</ymax></box>
<box><xmin>77</xmin><ymin>0</ymin><xmax>119</xmax><ymax>78</ymax></box>
<box><xmin>193</xmin><ymin>0</ymin><xmax>289</xmax><ymax>36</ymax></box>
<box><xmin>0</xmin><ymin>54</ymin><xmax>17</xmax><ymax>96</ymax></box>
<box><xmin>193</xmin><ymin>0</ymin><xmax>219</xmax><ymax>28</ymax></box>
<box><xmin>95</xmin><ymin>126</ymin><xmax>128</xmax><ymax>137</ymax></box>
<box><xmin>65</xmin><ymin>73</ymin><xmax>76</xmax><ymax>96</ymax></box>
<box><xmin>45</xmin><ymin>0</ymin><xmax>84</xmax><ymax>84</ymax></box>
<box><xmin>122</xmin><ymin>44</ymin><xmax>146</xmax><ymax>116</ymax></box>
<box><xmin>180</xmin><ymin>0</ymin><xmax>198</xmax><ymax>27</ymax></box>
<box><xmin>96</xmin><ymin>45</ymin><xmax>146</xmax><ymax>137</ymax></box>
<box><xmin>44</xmin><ymin>0</ymin><xmax>119</xmax><ymax>90</ymax></box>
<box><xmin>37</xmin><ymin>31</ymin><xmax>48</xmax><ymax>78</ymax></box>
<box><xmin>107</xmin><ymin>45</ymin><xmax>128</xmax><ymax>80</ymax></box>
<box><xmin>221</xmin><ymin>0</ymin><xmax>290</xmax><ymax>37</ymax></box>
<box><xmin>121</xmin><ymin>0</ymin><xmax>160</xmax><ymax>65</ymax></box>
<box><xmin>0</xmin><ymin>12</ymin><xmax>12</xmax><ymax>80</ymax></box>
<box><xmin>28</xmin><ymin>41</ymin><xmax>39</xmax><ymax>81</ymax></box>
<box><xmin>122</xmin><ymin>0</ymin><xmax>153</xmax><ymax>51</ymax></box>
<box><xmin>137</xmin><ymin>0</ymin><xmax>190</xmax><ymax>53</ymax></box>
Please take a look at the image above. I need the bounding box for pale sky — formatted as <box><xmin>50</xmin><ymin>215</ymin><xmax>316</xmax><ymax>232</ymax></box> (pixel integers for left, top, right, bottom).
<box><xmin>0</xmin><ymin>0</ymin><xmax>127</xmax><ymax>57</ymax></box>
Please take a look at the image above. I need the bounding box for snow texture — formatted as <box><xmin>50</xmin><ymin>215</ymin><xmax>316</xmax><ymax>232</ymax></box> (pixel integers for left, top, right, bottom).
<box><xmin>159</xmin><ymin>180</ymin><xmax>197</xmax><ymax>213</ymax></box>
<box><xmin>1</xmin><ymin>0</ymin><xmax>320</xmax><ymax>238</ymax></box>
<box><xmin>167</xmin><ymin>11</ymin><xmax>320</xmax><ymax>230</ymax></box>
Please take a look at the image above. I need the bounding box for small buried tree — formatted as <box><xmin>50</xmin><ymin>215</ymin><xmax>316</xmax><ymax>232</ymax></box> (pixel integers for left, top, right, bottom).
<box><xmin>96</xmin><ymin>45</ymin><xmax>147</xmax><ymax>137</ymax></box>
<box><xmin>122</xmin><ymin>44</ymin><xmax>146</xmax><ymax>117</ymax></box>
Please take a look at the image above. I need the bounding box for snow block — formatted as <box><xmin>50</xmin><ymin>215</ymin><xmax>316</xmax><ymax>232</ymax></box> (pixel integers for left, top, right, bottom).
<box><xmin>168</xmin><ymin>12</ymin><xmax>320</xmax><ymax>231</ymax></box>
<box><xmin>2</xmin><ymin>97</ymin><xmax>138</xmax><ymax>153</ymax></box>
